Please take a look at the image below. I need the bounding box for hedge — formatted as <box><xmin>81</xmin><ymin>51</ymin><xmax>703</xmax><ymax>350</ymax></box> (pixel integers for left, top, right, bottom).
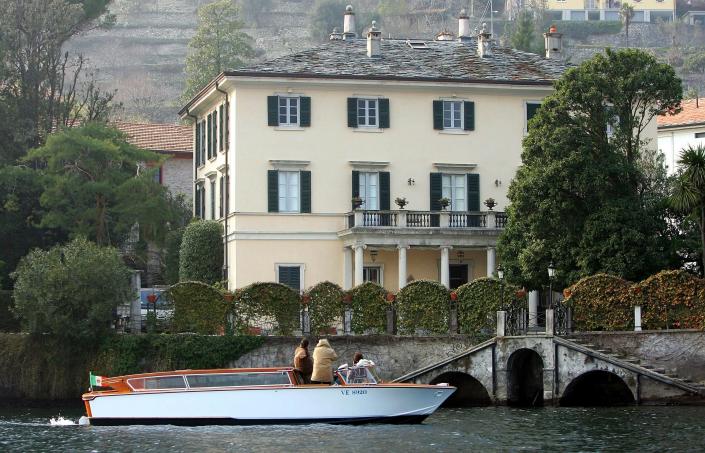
<box><xmin>395</xmin><ymin>280</ymin><xmax>450</xmax><ymax>335</ymax></box>
<box><xmin>455</xmin><ymin>278</ymin><xmax>523</xmax><ymax>336</ymax></box>
<box><xmin>637</xmin><ymin>270</ymin><xmax>705</xmax><ymax>330</ymax></box>
<box><xmin>179</xmin><ymin>220</ymin><xmax>223</xmax><ymax>285</ymax></box>
<box><xmin>347</xmin><ymin>282</ymin><xmax>388</xmax><ymax>334</ymax></box>
<box><xmin>563</xmin><ymin>274</ymin><xmax>635</xmax><ymax>331</ymax></box>
<box><xmin>304</xmin><ymin>281</ymin><xmax>343</xmax><ymax>334</ymax></box>
<box><xmin>235</xmin><ymin>282</ymin><xmax>300</xmax><ymax>335</ymax></box>
<box><xmin>166</xmin><ymin>281</ymin><xmax>228</xmax><ymax>335</ymax></box>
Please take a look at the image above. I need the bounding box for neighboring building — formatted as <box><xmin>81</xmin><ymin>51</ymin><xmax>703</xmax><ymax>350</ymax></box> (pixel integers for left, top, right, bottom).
<box><xmin>113</xmin><ymin>121</ymin><xmax>193</xmax><ymax>201</ymax></box>
<box><xmin>658</xmin><ymin>98</ymin><xmax>705</xmax><ymax>175</ymax></box>
<box><xmin>538</xmin><ymin>0</ymin><xmax>675</xmax><ymax>22</ymax></box>
<box><xmin>179</xmin><ymin>7</ymin><xmax>568</xmax><ymax>306</ymax></box>
<box><xmin>683</xmin><ymin>11</ymin><xmax>705</xmax><ymax>25</ymax></box>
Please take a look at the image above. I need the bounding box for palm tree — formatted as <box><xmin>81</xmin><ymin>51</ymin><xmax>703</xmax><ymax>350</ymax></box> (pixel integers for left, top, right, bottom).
<box><xmin>620</xmin><ymin>4</ymin><xmax>635</xmax><ymax>47</ymax></box>
<box><xmin>671</xmin><ymin>145</ymin><xmax>705</xmax><ymax>272</ymax></box>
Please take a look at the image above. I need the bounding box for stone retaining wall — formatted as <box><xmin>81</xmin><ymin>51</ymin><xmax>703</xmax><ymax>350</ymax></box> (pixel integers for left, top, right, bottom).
<box><xmin>230</xmin><ymin>335</ymin><xmax>478</xmax><ymax>381</ymax></box>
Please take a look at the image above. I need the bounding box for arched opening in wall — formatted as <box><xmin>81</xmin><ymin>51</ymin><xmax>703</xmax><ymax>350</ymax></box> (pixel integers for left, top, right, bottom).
<box><xmin>560</xmin><ymin>370</ymin><xmax>635</xmax><ymax>406</ymax></box>
<box><xmin>507</xmin><ymin>348</ymin><xmax>544</xmax><ymax>407</ymax></box>
<box><xmin>430</xmin><ymin>372</ymin><xmax>492</xmax><ymax>407</ymax></box>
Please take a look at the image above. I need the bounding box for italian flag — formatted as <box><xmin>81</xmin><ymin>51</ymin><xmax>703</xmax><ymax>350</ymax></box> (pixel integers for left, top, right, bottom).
<box><xmin>89</xmin><ymin>372</ymin><xmax>106</xmax><ymax>387</ymax></box>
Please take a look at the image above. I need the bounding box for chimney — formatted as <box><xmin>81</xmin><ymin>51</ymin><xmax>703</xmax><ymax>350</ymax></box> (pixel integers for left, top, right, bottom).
<box><xmin>330</xmin><ymin>27</ymin><xmax>343</xmax><ymax>41</ymax></box>
<box><xmin>477</xmin><ymin>23</ymin><xmax>492</xmax><ymax>58</ymax></box>
<box><xmin>343</xmin><ymin>5</ymin><xmax>357</xmax><ymax>40</ymax></box>
<box><xmin>458</xmin><ymin>9</ymin><xmax>471</xmax><ymax>42</ymax></box>
<box><xmin>543</xmin><ymin>25</ymin><xmax>563</xmax><ymax>60</ymax></box>
<box><xmin>367</xmin><ymin>21</ymin><xmax>381</xmax><ymax>58</ymax></box>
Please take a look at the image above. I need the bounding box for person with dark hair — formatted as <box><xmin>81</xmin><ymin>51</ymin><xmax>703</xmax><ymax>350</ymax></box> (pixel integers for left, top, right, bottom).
<box><xmin>293</xmin><ymin>338</ymin><xmax>313</xmax><ymax>384</ymax></box>
<box><xmin>353</xmin><ymin>352</ymin><xmax>363</xmax><ymax>365</ymax></box>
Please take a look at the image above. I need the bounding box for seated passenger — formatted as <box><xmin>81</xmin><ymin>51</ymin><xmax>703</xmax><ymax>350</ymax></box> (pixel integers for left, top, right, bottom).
<box><xmin>311</xmin><ymin>339</ymin><xmax>338</xmax><ymax>385</ymax></box>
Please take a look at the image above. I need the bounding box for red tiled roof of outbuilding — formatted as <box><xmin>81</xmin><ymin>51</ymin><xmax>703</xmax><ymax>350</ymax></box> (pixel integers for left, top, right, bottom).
<box><xmin>658</xmin><ymin>98</ymin><xmax>705</xmax><ymax>129</ymax></box>
<box><xmin>112</xmin><ymin>121</ymin><xmax>192</xmax><ymax>154</ymax></box>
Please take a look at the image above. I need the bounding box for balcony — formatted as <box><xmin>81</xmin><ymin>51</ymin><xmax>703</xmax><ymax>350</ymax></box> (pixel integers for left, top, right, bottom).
<box><xmin>346</xmin><ymin>210</ymin><xmax>507</xmax><ymax>230</ymax></box>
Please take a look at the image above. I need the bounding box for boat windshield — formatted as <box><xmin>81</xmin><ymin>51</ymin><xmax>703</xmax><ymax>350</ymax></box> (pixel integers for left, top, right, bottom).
<box><xmin>339</xmin><ymin>365</ymin><xmax>380</xmax><ymax>384</ymax></box>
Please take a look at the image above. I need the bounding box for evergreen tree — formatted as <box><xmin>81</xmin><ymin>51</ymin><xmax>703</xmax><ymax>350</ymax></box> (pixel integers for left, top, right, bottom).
<box><xmin>511</xmin><ymin>10</ymin><xmax>536</xmax><ymax>53</ymax></box>
<box><xmin>182</xmin><ymin>0</ymin><xmax>254</xmax><ymax>102</ymax></box>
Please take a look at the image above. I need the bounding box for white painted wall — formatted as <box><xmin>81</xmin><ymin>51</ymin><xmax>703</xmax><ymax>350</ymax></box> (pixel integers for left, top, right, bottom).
<box><xmin>658</xmin><ymin>125</ymin><xmax>705</xmax><ymax>175</ymax></box>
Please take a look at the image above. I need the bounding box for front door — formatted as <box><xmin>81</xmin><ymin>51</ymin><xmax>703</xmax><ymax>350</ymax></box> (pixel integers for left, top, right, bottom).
<box><xmin>449</xmin><ymin>264</ymin><xmax>469</xmax><ymax>289</ymax></box>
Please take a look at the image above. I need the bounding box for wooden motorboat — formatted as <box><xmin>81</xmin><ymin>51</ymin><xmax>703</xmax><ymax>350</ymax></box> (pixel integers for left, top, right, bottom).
<box><xmin>82</xmin><ymin>363</ymin><xmax>455</xmax><ymax>426</ymax></box>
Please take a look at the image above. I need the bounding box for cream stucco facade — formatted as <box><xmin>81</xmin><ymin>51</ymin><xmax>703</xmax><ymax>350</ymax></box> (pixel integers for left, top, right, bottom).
<box><xmin>184</xmin><ymin>75</ymin><xmax>554</xmax><ymax>292</ymax></box>
<box><xmin>542</xmin><ymin>0</ymin><xmax>674</xmax><ymax>21</ymax></box>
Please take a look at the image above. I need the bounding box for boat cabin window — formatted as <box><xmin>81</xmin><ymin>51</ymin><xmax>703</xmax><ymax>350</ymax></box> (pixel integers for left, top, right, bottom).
<box><xmin>127</xmin><ymin>375</ymin><xmax>187</xmax><ymax>391</ymax></box>
<box><xmin>186</xmin><ymin>372</ymin><xmax>291</xmax><ymax>388</ymax></box>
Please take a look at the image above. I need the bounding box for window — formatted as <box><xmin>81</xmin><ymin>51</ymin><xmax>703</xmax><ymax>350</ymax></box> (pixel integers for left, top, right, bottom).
<box><xmin>526</xmin><ymin>102</ymin><xmax>542</xmax><ymax>131</ymax></box>
<box><xmin>153</xmin><ymin>166</ymin><xmax>162</xmax><ymax>185</ymax></box>
<box><xmin>357</xmin><ymin>99</ymin><xmax>378</xmax><ymax>127</ymax></box>
<box><xmin>443</xmin><ymin>101</ymin><xmax>463</xmax><ymax>129</ymax></box>
<box><xmin>359</xmin><ymin>172</ymin><xmax>379</xmax><ymax>210</ymax></box>
<box><xmin>187</xmin><ymin>372</ymin><xmax>291</xmax><ymax>388</ymax></box>
<box><xmin>695</xmin><ymin>132</ymin><xmax>705</xmax><ymax>139</ymax></box>
<box><xmin>278</xmin><ymin>171</ymin><xmax>300</xmax><ymax>212</ymax></box>
<box><xmin>219</xmin><ymin>175</ymin><xmax>225</xmax><ymax>218</ymax></box>
<box><xmin>200</xmin><ymin>120</ymin><xmax>206</xmax><ymax>164</ymax></box>
<box><xmin>442</xmin><ymin>174</ymin><xmax>466</xmax><ymax>211</ymax></box>
<box><xmin>207</xmin><ymin>113</ymin><xmax>213</xmax><ymax>159</ymax></box>
<box><xmin>210</xmin><ymin>179</ymin><xmax>216</xmax><ymax>220</ymax></box>
<box><xmin>128</xmin><ymin>376</ymin><xmax>187</xmax><ymax>391</ymax></box>
<box><xmin>363</xmin><ymin>266</ymin><xmax>382</xmax><ymax>285</ymax></box>
<box><xmin>219</xmin><ymin>104</ymin><xmax>225</xmax><ymax>152</ymax></box>
<box><xmin>194</xmin><ymin>184</ymin><xmax>205</xmax><ymax>218</ymax></box>
<box><xmin>277</xmin><ymin>265</ymin><xmax>302</xmax><ymax>291</ymax></box>
<box><xmin>278</xmin><ymin>96</ymin><xmax>299</xmax><ymax>126</ymax></box>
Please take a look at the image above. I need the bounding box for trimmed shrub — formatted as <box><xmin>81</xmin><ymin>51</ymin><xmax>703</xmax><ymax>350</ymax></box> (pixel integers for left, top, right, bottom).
<box><xmin>563</xmin><ymin>274</ymin><xmax>635</xmax><ymax>331</ymax></box>
<box><xmin>456</xmin><ymin>277</ymin><xmax>522</xmax><ymax>336</ymax></box>
<box><xmin>304</xmin><ymin>281</ymin><xmax>343</xmax><ymax>334</ymax></box>
<box><xmin>12</xmin><ymin>237</ymin><xmax>132</xmax><ymax>340</ymax></box>
<box><xmin>164</xmin><ymin>227</ymin><xmax>185</xmax><ymax>285</ymax></box>
<box><xmin>637</xmin><ymin>270</ymin><xmax>705</xmax><ymax>330</ymax></box>
<box><xmin>179</xmin><ymin>220</ymin><xmax>223</xmax><ymax>285</ymax></box>
<box><xmin>166</xmin><ymin>281</ymin><xmax>228</xmax><ymax>335</ymax></box>
<box><xmin>395</xmin><ymin>280</ymin><xmax>450</xmax><ymax>335</ymax></box>
<box><xmin>347</xmin><ymin>282</ymin><xmax>388</xmax><ymax>334</ymax></box>
<box><xmin>235</xmin><ymin>282</ymin><xmax>300</xmax><ymax>335</ymax></box>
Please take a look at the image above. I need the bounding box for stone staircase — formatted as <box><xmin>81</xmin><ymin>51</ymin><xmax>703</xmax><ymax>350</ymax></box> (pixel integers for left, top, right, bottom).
<box><xmin>563</xmin><ymin>335</ymin><xmax>705</xmax><ymax>396</ymax></box>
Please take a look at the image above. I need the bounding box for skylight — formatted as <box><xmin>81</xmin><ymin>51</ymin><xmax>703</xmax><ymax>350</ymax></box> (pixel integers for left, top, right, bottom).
<box><xmin>406</xmin><ymin>40</ymin><xmax>429</xmax><ymax>50</ymax></box>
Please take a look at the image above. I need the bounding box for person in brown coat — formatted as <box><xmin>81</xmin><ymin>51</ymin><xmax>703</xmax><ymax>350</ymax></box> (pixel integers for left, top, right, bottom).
<box><xmin>293</xmin><ymin>338</ymin><xmax>313</xmax><ymax>384</ymax></box>
<box><xmin>311</xmin><ymin>338</ymin><xmax>338</xmax><ymax>384</ymax></box>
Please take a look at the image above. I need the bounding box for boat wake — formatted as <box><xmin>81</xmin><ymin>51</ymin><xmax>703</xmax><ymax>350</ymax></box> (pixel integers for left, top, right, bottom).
<box><xmin>49</xmin><ymin>416</ymin><xmax>76</xmax><ymax>426</ymax></box>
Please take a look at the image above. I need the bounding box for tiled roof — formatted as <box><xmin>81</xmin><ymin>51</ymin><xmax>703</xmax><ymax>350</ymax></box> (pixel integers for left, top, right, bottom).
<box><xmin>658</xmin><ymin>98</ymin><xmax>705</xmax><ymax>128</ymax></box>
<box><xmin>227</xmin><ymin>38</ymin><xmax>567</xmax><ymax>85</ymax></box>
<box><xmin>112</xmin><ymin>121</ymin><xmax>192</xmax><ymax>154</ymax></box>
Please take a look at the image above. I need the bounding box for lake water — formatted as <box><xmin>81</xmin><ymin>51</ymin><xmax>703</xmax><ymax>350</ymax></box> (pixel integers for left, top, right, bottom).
<box><xmin>2</xmin><ymin>405</ymin><xmax>704</xmax><ymax>452</ymax></box>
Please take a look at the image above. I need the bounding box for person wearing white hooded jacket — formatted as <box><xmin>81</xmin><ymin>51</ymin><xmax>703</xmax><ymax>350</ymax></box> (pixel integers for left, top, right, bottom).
<box><xmin>311</xmin><ymin>338</ymin><xmax>338</xmax><ymax>384</ymax></box>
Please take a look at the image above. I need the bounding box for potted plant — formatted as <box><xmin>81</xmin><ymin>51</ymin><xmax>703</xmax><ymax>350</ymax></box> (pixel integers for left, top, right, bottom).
<box><xmin>223</xmin><ymin>292</ymin><xmax>235</xmax><ymax>302</ymax></box>
<box><xmin>484</xmin><ymin>197</ymin><xmax>497</xmax><ymax>211</ymax></box>
<box><xmin>438</xmin><ymin>197</ymin><xmax>450</xmax><ymax>210</ymax></box>
<box><xmin>351</xmin><ymin>196</ymin><xmax>364</xmax><ymax>210</ymax></box>
<box><xmin>395</xmin><ymin>197</ymin><xmax>408</xmax><ymax>209</ymax></box>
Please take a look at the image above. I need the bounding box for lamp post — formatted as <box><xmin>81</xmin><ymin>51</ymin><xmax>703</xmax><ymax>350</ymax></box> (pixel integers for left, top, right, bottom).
<box><xmin>497</xmin><ymin>264</ymin><xmax>505</xmax><ymax>309</ymax></box>
<box><xmin>547</xmin><ymin>261</ymin><xmax>556</xmax><ymax>309</ymax></box>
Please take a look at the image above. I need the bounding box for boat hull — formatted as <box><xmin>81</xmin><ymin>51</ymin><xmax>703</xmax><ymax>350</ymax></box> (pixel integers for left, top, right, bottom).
<box><xmin>86</xmin><ymin>385</ymin><xmax>454</xmax><ymax>426</ymax></box>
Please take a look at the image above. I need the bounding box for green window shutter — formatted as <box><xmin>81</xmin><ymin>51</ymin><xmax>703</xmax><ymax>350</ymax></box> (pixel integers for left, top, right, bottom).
<box><xmin>200</xmin><ymin>121</ymin><xmax>206</xmax><ymax>164</ymax></box>
<box><xmin>268</xmin><ymin>170</ymin><xmax>279</xmax><ymax>213</ymax></box>
<box><xmin>379</xmin><ymin>98</ymin><xmax>390</xmax><ymax>129</ymax></box>
<box><xmin>267</xmin><ymin>96</ymin><xmax>279</xmax><ymax>126</ymax></box>
<box><xmin>195</xmin><ymin>122</ymin><xmax>201</xmax><ymax>166</ymax></box>
<box><xmin>213</xmin><ymin>110</ymin><xmax>218</xmax><ymax>155</ymax></box>
<box><xmin>430</xmin><ymin>173</ymin><xmax>442</xmax><ymax>211</ymax></box>
<box><xmin>351</xmin><ymin>170</ymin><xmax>359</xmax><ymax>209</ymax></box>
<box><xmin>194</xmin><ymin>185</ymin><xmax>200</xmax><ymax>218</ymax></box>
<box><xmin>300</xmin><ymin>97</ymin><xmax>311</xmax><ymax>127</ymax></box>
<box><xmin>207</xmin><ymin>114</ymin><xmax>212</xmax><ymax>158</ymax></box>
<box><xmin>225</xmin><ymin>101</ymin><xmax>230</xmax><ymax>146</ymax></box>
<box><xmin>300</xmin><ymin>170</ymin><xmax>311</xmax><ymax>213</ymax></box>
<box><xmin>433</xmin><ymin>100</ymin><xmax>443</xmax><ymax>130</ymax></box>
<box><xmin>219</xmin><ymin>175</ymin><xmax>224</xmax><ymax>218</ymax></box>
<box><xmin>278</xmin><ymin>266</ymin><xmax>300</xmax><ymax>291</ymax></box>
<box><xmin>347</xmin><ymin>97</ymin><xmax>358</xmax><ymax>128</ymax></box>
<box><xmin>379</xmin><ymin>171</ymin><xmax>390</xmax><ymax>210</ymax></box>
<box><xmin>526</xmin><ymin>102</ymin><xmax>541</xmax><ymax>128</ymax></box>
<box><xmin>467</xmin><ymin>174</ymin><xmax>480</xmax><ymax>211</ymax></box>
<box><xmin>219</xmin><ymin>104</ymin><xmax>224</xmax><ymax>151</ymax></box>
<box><xmin>463</xmin><ymin>101</ymin><xmax>475</xmax><ymax>131</ymax></box>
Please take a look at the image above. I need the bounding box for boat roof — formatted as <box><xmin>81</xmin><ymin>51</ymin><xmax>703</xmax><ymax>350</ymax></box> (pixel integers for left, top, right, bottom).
<box><xmin>108</xmin><ymin>367</ymin><xmax>296</xmax><ymax>381</ymax></box>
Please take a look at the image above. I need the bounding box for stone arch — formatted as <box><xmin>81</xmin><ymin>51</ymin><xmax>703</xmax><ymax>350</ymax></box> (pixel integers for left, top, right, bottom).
<box><xmin>430</xmin><ymin>372</ymin><xmax>492</xmax><ymax>407</ymax></box>
<box><xmin>507</xmin><ymin>348</ymin><xmax>544</xmax><ymax>407</ymax></box>
<box><xmin>560</xmin><ymin>370</ymin><xmax>635</xmax><ymax>406</ymax></box>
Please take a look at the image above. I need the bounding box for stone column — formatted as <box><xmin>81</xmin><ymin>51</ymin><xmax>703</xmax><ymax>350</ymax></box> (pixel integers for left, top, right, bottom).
<box><xmin>486</xmin><ymin>247</ymin><xmax>496</xmax><ymax>277</ymax></box>
<box><xmin>545</xmin><ymin>309</ymin><xmax>554</xmax><ymax>335</ymax></box>
<box><xmin>528</xmin><ymin>290</ymin><xmax>539</xmax><ymax>327</ymax></box>
<box><xmin>496</xmin><ymin>310</ymin><xmax>506</xmax><ymax>337</ymax></box>
<box><xmin>354</xmin><ymin>243</ymin><xmax>366</xmax><ymax>286</ymax></box>
<box><xmin>398</xmin><ymin>245</ymin><xmax>409</xmax><ymax>290</ymax></box>
<box><xmin>343</xmin><ymin>247</ymin><xmax>353</xmax><ymax>290</ymax></box>
<box><xmin>440</xmin><ymin>246</ymin><xmax>451</xmax><ymax>288</ymax></box>
<box><xmin>634</xmin><ymin>305</ymin><xmax>642</xmax><ymax>332</ymax></box>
